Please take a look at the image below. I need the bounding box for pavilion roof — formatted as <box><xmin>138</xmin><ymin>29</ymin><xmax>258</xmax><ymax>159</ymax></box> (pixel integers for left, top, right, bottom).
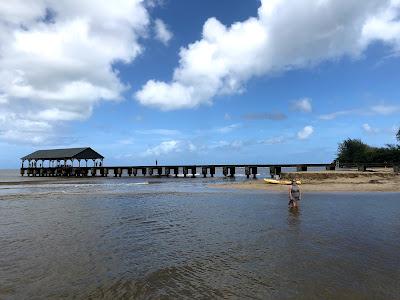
<box><xmin>21</xmin><ymin>147</ymin><xmax>104</xmax><ymax>160</ymax></box>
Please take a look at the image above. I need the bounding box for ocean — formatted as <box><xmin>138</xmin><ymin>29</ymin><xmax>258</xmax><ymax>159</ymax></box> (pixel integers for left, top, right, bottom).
<box><xmin>0</xmin><ymin>169</ymin><xmax>399</xmax><ymax>299</ymax></box>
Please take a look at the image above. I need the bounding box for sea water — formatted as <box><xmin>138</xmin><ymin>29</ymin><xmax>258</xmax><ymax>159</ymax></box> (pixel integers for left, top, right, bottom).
<box><xmin>0</xmin><ymin>169</ymin><xmax>399</xmax><ymax>299</ymax></box>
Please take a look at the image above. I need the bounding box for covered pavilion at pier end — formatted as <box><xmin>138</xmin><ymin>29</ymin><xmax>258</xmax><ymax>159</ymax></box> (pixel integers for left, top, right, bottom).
<box><xmin>21</xmin><ymin>147</ymin><xmax>104</xmax><ymax>170</ymax></box>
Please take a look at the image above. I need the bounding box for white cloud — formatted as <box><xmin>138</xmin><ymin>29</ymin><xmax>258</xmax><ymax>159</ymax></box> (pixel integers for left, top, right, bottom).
<box><xmin>0</xmin><ymin>0</ymin><xmax>151</xmax><ymax>144</ymax></box>
<box><xmin>259</xmin><ymin>136</ymin><xmax>286</xmax><ymax>145</ymax></box>
<box><xmin>291</xmin><ymin>97</ymin><xmax>312</xmax><ymax>113</ymax></box>
<box><xmin>362</xmin><ymin>123</ymin><xmax>399</xmax><ymax>135</ymax></box>
<box><xmin>319</xmin><ymin>110</ymin><xmax>356</xmax><ymax>120</ymax></box>
<box><xmin>208</xmin><ymin>140</ymin><xmax>244</xmax><ymax>150</ymax></box>
<box><xmin>143</xmin><ymin>140</ymin><xmax>196</xmax><ymax>156</ymax></box>
<box><xmin>118</xmin><ymin>138</ymin><xmax>135</xmax><ymax>145</ymax></box>
<box><xmin>215</xmin><ymin>123</ymin><xmax>241</xmax><ymax>134</ymax></box>
<box><xmin>319</xmin><ymin>103</ymin><xmax>400</xmax><ymax>120</ymax></box>
<box><xmin>370</xmin><ymin>104</ymin><xmax>400</xmax><ymax>115</ymax></box>
<box><xmin>362</xmin><ymin>123</ymin><xmax>379</xmax><ymax>134</ymax></box>
<box><xmin>297</xmin><ymin>126</ymin><xmax>314</xmax><ymax>140</ymax></box>
<box><xmin>136</xmin><ymin>0</ymin><xmax>400</xmax><ymax>110</ymax></box>
<box><xmin>154</xmin><ymin>18</ymin><xmax>173</xmax><ymax>45</ymax></box>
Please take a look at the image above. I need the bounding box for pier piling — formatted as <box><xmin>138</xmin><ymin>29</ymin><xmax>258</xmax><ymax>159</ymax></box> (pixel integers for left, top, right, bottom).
<box><xmin>296</xmin><ymin>165</ymin><xmax>308</xmax><ymax>172</ymax></box>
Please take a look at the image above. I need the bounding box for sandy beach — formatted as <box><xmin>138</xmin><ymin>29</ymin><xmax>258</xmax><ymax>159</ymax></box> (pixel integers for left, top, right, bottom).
<box><xmin>211</xmin><ymin>170</ymin><xmax>400</xmax><ymax>192</ymax></box>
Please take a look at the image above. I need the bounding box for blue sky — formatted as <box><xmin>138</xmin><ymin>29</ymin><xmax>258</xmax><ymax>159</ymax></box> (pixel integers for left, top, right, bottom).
<box><xmin>0</xmin><ymin>0</ymin><xmax>399</xmax><ymax>167</ymax></box>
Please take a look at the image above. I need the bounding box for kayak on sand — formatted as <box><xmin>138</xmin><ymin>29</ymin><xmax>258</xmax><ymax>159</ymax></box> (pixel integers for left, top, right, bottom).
<box><xmin>264</xmin><ymin>179</ymin><xmax>302</xmax><ymax>185</ymax></box>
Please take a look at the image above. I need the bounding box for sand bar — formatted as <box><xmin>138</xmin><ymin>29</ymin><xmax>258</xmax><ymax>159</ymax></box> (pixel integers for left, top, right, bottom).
<box><xmin>211</xmin><ymin>171</ymin><xmax>400</xmax><ymax>192</ymax></box>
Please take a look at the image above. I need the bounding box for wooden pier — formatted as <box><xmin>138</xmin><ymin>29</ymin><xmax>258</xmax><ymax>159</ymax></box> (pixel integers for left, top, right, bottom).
<box><xmin>19</xmin><ymin>163</ymin><xmax>336</xmax><ymax>178</ymax></box>
<box><xmin>19</xmin><ymin>148</ymin><xmax>400</xmax><ymax>178</ymax></box>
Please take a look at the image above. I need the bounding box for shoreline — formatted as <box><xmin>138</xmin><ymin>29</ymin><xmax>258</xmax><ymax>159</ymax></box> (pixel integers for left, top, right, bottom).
<box><xmin>210</xmin><ymin>171</ymin><xmax>400</xmax><ymax>193</ymax></box>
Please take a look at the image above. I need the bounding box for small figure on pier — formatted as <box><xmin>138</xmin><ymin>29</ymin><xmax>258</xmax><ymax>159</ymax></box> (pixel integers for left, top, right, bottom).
<box><xmin>156</xmin><ymin>160</ymin><xmax>158</xmax><ymax>166</ymax></box>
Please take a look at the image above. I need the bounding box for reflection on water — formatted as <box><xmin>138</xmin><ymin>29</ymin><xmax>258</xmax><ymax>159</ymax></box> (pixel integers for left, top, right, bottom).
<box><xmin>0</xmin><ymin>171</ymin><xmax>399</xmax><ymax>299</ymax></box>
<box><xmin>287</xmin><ymin>206</ymin><xmax>301</xmax><ymax>227</ymax></box>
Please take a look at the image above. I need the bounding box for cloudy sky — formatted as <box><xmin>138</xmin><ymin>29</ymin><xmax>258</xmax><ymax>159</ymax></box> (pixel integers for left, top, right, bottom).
<box><xmin>1</xmin><ymin>0</ymin><xmax>400</xmax><ymax>167</ymax></box>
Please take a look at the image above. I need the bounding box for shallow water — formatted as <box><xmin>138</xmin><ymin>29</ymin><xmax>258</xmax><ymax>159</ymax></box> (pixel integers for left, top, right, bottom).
<box><xmin>0</xmin><ymin>170</ymin><xmax>399</xmax><ymax>299</ymax></box>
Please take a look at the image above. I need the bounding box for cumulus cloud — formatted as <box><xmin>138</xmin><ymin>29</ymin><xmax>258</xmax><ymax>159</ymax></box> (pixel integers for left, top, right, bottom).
<box><xmin>362</xmin><ymin>123</ymin><xmax>379</xmax><ymax>134</ymax></box>
<box><xmin>297</xmin><ymin>126</ymin><xmax>314</xmax><ymax>140</ymax></box>
<box><xmin>291</xmin><ymin>98</ymin><xmax>312</xmax><ymax>113</ymax></box>
<box><xmin>0</xmin><ymin>0</ymin><xmax>151</xmax><ymax>144</ymax></box>
<box><xmin>143</xmin><ymin>140</ymin><xmax>196</xmax><ymax>156</ymax></box>
<box><xmin>154</xmin><ymin>18</ymin><xmax>173</xmax><ymax>45</ymax></box>
<box><xmin>136</xmin><ymin>0</ymin><xmax>400</xmax><ymax>110</ymax></box>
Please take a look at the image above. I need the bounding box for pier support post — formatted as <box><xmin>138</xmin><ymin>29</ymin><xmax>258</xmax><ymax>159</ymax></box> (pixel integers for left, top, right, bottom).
<box><xmin>157</xmin><ymin>167</ymin><xmax>162</xmax><ymax>176</ymax></box>
<box><xmin>142</xmin><ymin>168</ymin><xmax>147</xmax><ymax>176</ymax></box>
<box><xmin>133</xmin><ymin>168</ymin><xmax>137</xmax><ymax>176</ymax></box>
<box><xmin>128</xmin><ymin>168</ymin><xmax>132</xmax><ymax>176</ymax></box>
<box><xmin>245</xmin><ymin>167</ymin><xmax>250</xmax><ymax>178</ymax></box>
<box><xmin>229</xmin><ymin>167</ymin><xmax>235</xmax><ymax>177</ymax></box>
<box><xmin>270</xmin><ymin>166</ymin><xmax>281</xmax><ymax>178</ymax></box>
<box><xmin>148</xmin><ymin>168</ymin><xmax>153</xmax><ymax>176</ymax></box>
<box><xmin>223</xmin><ymin>166</ymin><xmax>228</xmax><ymax>177</ymax></box>
<box><xmin>202</xmin><ymin>167</ymin><xmax>207</xmax><ymax>178</ymax></box>
<box><xmin>113</xmin><ymin>168</ymin><xmax>118</xmax><ymax>177</ymax></box>
<box><xmin>191</xmin><ymin>167</ymin><xmax>196</xmax><ymax>178</ymax></box>
<box><xmin>210</xmin><ymin>167</ymin><xmax>215</xmax><ymax>177</ymax></box>
<box><xmin>165</xmin><ymin>168</ymin><xmax>170</xmax><ymax>177</ymax></box>
<box><xmin>183</xmin><ymin>167</ymin><xmax>188</xmax><ymax>177</ymax></box>
<box><xmin>252</xmin><ymin>167</ymin><xmax>257</xmax><ymax>179</ymax></box>
<box><xmin>326</xmin><ymin>164</ymin><xmax>335</xmax><ymax>171</ymax></box>
<box><xmin>174</xmin><ymin>167</ymin><xmax>179</xmax><ymax>177</ymax></box>
<box><xmin>296</xmin><ymin>165</ymin><xmax>307</xmax><ymax>172</ymax></box>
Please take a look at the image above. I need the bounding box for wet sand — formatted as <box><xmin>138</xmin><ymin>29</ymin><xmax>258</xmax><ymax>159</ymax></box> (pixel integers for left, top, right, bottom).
<box><xmin>211</xmin><ymin>171</ymin><xmax>400</xmax><ymax>192</ymax></box>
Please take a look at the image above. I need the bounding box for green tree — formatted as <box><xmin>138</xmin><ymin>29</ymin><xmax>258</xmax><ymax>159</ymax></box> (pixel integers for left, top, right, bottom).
<box><xmin>337</xmin><ymin>138</ymin><xmax>400</xmax><ymax>164</ymax></box>
<box><xmin>337</xmin><ymin>139</ymin><xmax>372</xmax><ymax>163</ymax></box>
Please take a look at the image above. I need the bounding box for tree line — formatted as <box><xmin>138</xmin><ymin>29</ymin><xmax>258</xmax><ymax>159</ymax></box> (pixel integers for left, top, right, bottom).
<box><xmin>336</xmin><ymin>128</ymin><xmax>400</xmax><ymax>164</ymax></box>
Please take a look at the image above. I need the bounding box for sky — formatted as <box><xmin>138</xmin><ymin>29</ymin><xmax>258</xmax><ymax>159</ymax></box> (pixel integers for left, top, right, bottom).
<box><xmin>0</xmin><ymin>0</ymin><xmax>400</xmax><ymax>168</ymax></box>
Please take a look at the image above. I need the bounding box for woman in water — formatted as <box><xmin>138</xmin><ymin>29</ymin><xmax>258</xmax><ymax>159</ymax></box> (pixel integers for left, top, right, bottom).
<box><xmin>288</xmin><ymin>179</ymin><xmax>301</xmax><ymax>208</ymax></box>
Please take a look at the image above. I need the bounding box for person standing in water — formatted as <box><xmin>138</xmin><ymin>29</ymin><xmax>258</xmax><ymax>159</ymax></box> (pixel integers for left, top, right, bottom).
<box><xmin>288</xmin><ymin>179</ymin><xmax>301</xmax><ymax>208</ymax></box>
